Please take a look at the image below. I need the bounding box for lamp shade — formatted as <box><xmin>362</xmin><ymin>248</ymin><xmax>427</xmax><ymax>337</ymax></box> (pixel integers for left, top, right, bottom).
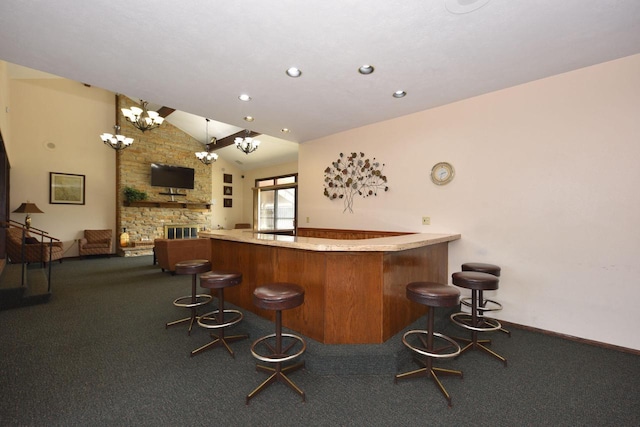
<box><xmin>12</xmin><ymin>202</ymin><xmax>44</xmax><ymax>214</ymax></box>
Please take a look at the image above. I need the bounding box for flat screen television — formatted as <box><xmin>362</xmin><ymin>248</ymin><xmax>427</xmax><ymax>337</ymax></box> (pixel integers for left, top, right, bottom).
<box><xmin>150</xmin><ymin>163</ymin><xmax>195</xmax><ymax>190</ymax></box>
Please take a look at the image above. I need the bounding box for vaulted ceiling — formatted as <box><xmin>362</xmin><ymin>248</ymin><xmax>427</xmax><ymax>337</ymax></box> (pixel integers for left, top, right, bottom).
<box><xmin>1</xmin><ymin>1</ymin><xmax>639</xmax><ymax>169</ymax></box>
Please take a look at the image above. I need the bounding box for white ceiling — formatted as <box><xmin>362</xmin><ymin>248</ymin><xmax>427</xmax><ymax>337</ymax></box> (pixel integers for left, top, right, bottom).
<box><xmin>1</xmin><ymin>1</ymin><xmax>639</xmax><ymax>169</ymax></box>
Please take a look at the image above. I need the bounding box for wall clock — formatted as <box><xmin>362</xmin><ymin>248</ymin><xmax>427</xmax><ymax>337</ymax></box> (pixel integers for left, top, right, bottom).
<box><xmin>431</xmin><ymin>162</ymin><xmax>455</xmax><ymax>185</ymax></box>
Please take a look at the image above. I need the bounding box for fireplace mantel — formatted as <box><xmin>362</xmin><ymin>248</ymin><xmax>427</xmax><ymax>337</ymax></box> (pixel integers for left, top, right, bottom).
<box><xmin>124</xmin><ymin>201</ymin><xmax>211</xmax><ymax>209</ymax></box>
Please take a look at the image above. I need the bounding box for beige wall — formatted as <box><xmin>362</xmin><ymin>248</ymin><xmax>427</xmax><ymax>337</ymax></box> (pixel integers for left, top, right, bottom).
<box><xmin>0</xmin><ymin>62</ymin><xmax>11</xmax><ymax>156</ymax></box>
<box><xmin>8</xmin><ymin>77</ymin><xmax>115</xmax><ymax>257</ymax></box>
<box><xmin>299</xmin><ymin>54</ymin><xmax>640</xmax><ymax>350</ymax></box>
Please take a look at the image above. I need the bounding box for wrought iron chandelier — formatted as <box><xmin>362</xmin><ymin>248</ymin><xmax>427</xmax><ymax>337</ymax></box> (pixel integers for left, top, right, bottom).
<box><xmin>195</xmin><ymin>118</ymin><xmax>218</xmax><ymax>165</ymax></box>
<box><xmin>235</xmin><ymin>129</ymin><xmax>260</xmax><ymax>154</ymax></box>
<box><xmin>100</xmin><ymin>125</ymin><xmax>134</xmax><ymax>150</ymax></box>
<box><xmin>121</xmin><ymin>100</ymin><xmax>164</xmax><ymax>132</ymax></box>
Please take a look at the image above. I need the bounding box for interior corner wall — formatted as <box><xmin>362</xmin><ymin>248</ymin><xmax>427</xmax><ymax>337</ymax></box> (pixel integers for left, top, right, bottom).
<box><xmin>0</xmin><ymin>61</ymin><xmax>12</xmax><ymax>158</ymax></box>
<box><xmin>207</xmin><ymin>158</ymin><xmax>243</xmax><ymax>230</ymax></box>
<box><xmin>8</xmin><ymin>78</ymin><xmax>115</xmax><ymax>257</ymax></box>
<box><xmin>298</xmin><ymin>54</ymin><xmax>640</xmax><ymax>350</ymax></box>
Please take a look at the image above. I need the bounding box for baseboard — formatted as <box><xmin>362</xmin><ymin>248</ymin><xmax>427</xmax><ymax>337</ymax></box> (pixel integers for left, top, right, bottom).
<box><xmin>498</xmin><ymin>319</ymin><xmax>640</xmax><ymax>356</ymax></box>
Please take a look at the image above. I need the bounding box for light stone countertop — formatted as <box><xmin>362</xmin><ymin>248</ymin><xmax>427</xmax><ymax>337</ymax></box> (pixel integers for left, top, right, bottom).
<box><xmin>199</xmin><ymin>229</ymin><xmax>461</xmax><ymax>252</ymax></box>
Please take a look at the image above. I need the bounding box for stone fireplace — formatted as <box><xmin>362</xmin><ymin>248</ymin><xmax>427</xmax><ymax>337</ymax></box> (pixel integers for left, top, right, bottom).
<box><xmin>115</xmin><ymin>96</ymin><xmax>213</xmax><ymax>256</ymax></box>
<box><xmin>164</xmin><ymin>224</ymin><xmax>200</xmax><ymax>239</ymax></box>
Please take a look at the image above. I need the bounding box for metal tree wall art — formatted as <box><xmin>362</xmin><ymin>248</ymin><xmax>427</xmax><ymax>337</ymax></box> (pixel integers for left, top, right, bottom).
<box><xmin>323</xmin><ymin>152</ymin><xmax>389</xmax><ymax>213</ymax></box>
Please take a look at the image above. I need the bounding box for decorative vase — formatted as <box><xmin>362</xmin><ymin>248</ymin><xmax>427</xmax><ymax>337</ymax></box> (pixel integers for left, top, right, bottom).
<box><xmin>120</xmin><ymin>228</ymin><xmax>130</xmax><ymax>248</ymax></box>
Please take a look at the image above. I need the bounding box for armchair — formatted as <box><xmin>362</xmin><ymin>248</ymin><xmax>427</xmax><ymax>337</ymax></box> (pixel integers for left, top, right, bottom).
<box><xmin>6</xmin><ymin>227</ymin><xmax>64</xmax><ymax>266</ymax></box>
<box><xmin>79</xmin><ymin>229</ymin><xmax>113</xmax><ymax>258</ymax></box>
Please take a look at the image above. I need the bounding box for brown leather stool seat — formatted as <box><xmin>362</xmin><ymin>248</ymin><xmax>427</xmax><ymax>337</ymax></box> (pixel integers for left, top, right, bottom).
<box><xmin>165</xmin><ymin>260</ymin><xmax>212</xmax><ymax>335</ymax></box>
<box><xmin>246</xmin><ymin>283</ymin><xmax>306</xmax><ymax>404</ymax></box>
<box><xmin>450</xmin><ymin>271</ymin><xmax>507</xmax><ymax>366</ymax></box>
<box><xmin>191</xmin><ymin>271</ymin><xmax>248</xmax><ymax>358</ymax></box>
<box><xmin>395</xmin><ymin>282</ymin><xmax>463</xmax><ymax>407</ymax></box>
<box><xmin>461</xmin><ymin>262</ymin><xmax>510</xmax><ymax>336</ymax></box>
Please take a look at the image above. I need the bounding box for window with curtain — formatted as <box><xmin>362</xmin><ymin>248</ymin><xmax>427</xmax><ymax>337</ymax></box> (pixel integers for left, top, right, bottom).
<box><xmin>254</xmin><ymin>174</ymin><xmax>297</xmax><ymax>232</ymax></box>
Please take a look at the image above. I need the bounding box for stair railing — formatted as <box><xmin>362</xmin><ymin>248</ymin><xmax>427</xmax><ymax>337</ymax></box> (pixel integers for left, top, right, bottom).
<box><xmin>2</xmin><ymin>220</ymin><xmax>60</xmax><ymax>292</ymax></box>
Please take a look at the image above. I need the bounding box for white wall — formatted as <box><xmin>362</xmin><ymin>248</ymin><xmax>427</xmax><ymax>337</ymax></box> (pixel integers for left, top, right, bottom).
<box><xmin>299</xmin><ymin>54</ymin><xmax>640</xmax><ymax>350</ymax></box>
<box><xmin>7</xmin><ymin>78</ymin><xmax>115</xmax><ymax>257</ymax></box>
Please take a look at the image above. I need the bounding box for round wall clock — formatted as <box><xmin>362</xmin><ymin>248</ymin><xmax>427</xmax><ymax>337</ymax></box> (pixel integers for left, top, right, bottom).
<box><xmin>431</xmin><ymin>162</ymin><xmax>455</xmax><ymax>185</ymax></box>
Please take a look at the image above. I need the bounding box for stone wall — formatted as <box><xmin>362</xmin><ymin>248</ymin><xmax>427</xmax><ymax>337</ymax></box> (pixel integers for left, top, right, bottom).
<box><xmin>116</xmin><ymin>96</ymin><xmax>212</xmax><ymax>248</ymax></box>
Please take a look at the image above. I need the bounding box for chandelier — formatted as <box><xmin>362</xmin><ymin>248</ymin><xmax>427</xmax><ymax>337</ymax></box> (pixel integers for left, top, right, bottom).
<box><xmin>195</xmin><ymin>118</ymin><xmax>218</xmax><ymax>165</ymax></box>
<box><xmin>100</xmin><ymin>125</ymin><xmax>134</xmax><ymax>150</ymax></box>
<box><xmin>121</xmin><ymin>100</ymin><xmax>164</xmax><ymax>132</ymax></box>
<box><xmin>235</xmin><ymin>129</ymin><xmax>260</xmax><ymax>154</ymax></box>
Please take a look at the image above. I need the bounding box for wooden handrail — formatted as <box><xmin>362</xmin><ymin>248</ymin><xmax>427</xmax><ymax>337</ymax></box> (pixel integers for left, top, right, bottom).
<box><xmin>1</xmin><ymin>219</ymin><xmax>58</xmax><ymax>292</ymax></box>
<box><xmin>3</xmin><ymin>220</ymin><xmax>60</xmax><ymax>242</ymax></box>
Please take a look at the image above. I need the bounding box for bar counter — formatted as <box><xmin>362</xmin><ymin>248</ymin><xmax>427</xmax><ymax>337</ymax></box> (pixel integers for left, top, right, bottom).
<box><xmin>199</xmin><ymin>229</ymin><xmax>460</xmax><ymax>344</ymax></box>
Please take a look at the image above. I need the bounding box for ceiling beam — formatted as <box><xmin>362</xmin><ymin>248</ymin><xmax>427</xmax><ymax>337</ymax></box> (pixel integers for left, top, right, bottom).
<box><xmin>157</xmin><ymin>106</ymin><xmax>175</xmax><ymax>118</ymax></box>
<box><xmin>210</xmin><ymin>130</ymin><xmax>261</xmax><ymax>150</ymax></box>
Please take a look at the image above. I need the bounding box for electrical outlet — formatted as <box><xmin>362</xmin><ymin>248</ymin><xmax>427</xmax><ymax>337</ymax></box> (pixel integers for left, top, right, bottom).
<box><xmin>306</xmin><ymin>217</ymin><xmax>310</xmax><ymax>223</ymax></box>
<box><xmin>422</xmin><ymin>216</ymin><xmax>430</xmax><ymax>225</ymax></box>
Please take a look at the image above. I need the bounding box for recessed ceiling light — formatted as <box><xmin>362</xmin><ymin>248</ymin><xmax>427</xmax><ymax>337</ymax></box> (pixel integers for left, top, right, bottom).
<box><xmin>286</xmin><ymin>67</ymin><xmax>302</xmax><ymax>78</ymax></box>
<box><xmin>238</xmin><ymin>94</ymin><xmax>251</xmax><ymax>101</ymax></box>
<box><xmin>392</xmin><ymin>90</ymin><xmax>407</xmax><ymax>98</ymax></box>
<box><xmin>358</xmin><ymin>65</ymin><xmax>375</xmax><ymax>75</ymax></box>
<box><xmin>244</xmin><ymin>116</ymin><xmax>254</xmax><ymax>122</ymax></box>
<box><xmin>281</xmin><ymin>128</ymin><xmax>290</xmax><ymax>133</ymax></box>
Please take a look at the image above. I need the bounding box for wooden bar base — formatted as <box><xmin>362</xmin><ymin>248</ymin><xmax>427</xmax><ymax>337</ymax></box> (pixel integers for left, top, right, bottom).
<box><xmin>209</xmin><ymin>238</ymin><xmax>451</xmax><ymax>344</ymax></box>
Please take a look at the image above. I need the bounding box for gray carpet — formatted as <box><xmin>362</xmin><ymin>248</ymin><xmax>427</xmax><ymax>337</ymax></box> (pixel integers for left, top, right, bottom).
<box><xmin>1</xmin><ymin>256</ymin><xmax>639</xmax><ymax>426</ymax></box>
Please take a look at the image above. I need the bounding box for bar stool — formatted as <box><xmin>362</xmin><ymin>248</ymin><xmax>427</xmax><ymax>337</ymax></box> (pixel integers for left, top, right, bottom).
<box><xmin>191</xmin><ymin>270</ymin><xmax>248</xmax><ymax>358</ymax></box>
<box><xmin>246</xmin><ymin>283</ymin><xmax>306</xmax><ymax>404</ymax></box>
<box><xmin>461</xmin><ymin>262</ymin><xmax>510</xmax><ymax>336</ymax></box>
<box><xmin>450</xmin><ymin>271</ymin><xmax>507</xmax><ymax>366</ymax></box>
<box><xmin>165</xmin><ymin>259</ymin><xmax>212</xmax><ymax>335</ymax></box>
<box><xmin>395</xmin><ymin>282</ymin><xmax>463</xmax><ymax>407</ymax></box>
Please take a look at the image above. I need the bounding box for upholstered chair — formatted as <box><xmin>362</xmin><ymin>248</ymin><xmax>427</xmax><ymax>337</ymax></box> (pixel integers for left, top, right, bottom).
<box><xmin>6</xmin><ymin>227</ymin><xmax>64</xmax><ymax>266</ymax></box>
<box><xmin>79</xmin><ymin>229</ymin><xmax>113</xmax><ymax>258</ymax></box>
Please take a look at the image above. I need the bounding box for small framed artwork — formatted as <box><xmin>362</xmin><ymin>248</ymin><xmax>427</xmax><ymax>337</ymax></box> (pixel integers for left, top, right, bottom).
<box><xmin>223</xmin><ymin>173</ymin><xmax>233</xmax><ymax>183</ymax></box>
<box><xmin>223</xmin><ymin>198</ymin><xmax>232</xmax><ymax>208</ymax></box>
<box><xmin>50</xmin><ymin>172</ymin><xmax>85</xmax><ymax>205</ymax></box>
<box><xmin>223</xmin><ymin>186</ymin><xmax>233</xmax><ymax>196</ymax></box>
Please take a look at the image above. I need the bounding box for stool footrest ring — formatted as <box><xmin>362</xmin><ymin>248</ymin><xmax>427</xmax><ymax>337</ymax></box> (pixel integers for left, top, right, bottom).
<box><xmin>197</xmin><ymin>309</ymin><xmax>243</xmax><ymax>329</ymax></box>
<box><xmin>460</xmin><ymin>297</ymin><xmax>503</xmax><ymax>314</ymax></box>
<box><xmin>450</xmin><ymin>312</ymin><xmax>502</xmax><ymax>332</ymax></box>
<box><xmin>250</xmin><ymin>333</ymin><xmax>306</xmax><ymax>364</ymax></box>
<box><xmin>173</xmin><ymin>294</ymin><xmax>212</xmax><ymax>309</ymax></box>
<box><xmin>402</xmin><ymin>330</ymin><xmax>461</xmax><ymax>359</ymax></box>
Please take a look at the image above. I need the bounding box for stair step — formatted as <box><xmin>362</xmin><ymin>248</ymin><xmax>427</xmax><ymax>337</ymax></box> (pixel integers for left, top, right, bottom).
<box><xmin>0</xmin><ymin>262</ymin><xmax>52</xmax><ymax>309</ymax></box>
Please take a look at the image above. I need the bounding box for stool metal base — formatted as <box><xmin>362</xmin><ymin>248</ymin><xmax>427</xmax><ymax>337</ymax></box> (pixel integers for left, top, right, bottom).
<box><xmin>166</xmin><ymin>294</ymin><xmax>213</xmax><ymax>335</ymax></box>
<box><xmin>395</xmin><ymin>364</ymin><xmax>463</xmax><ymax>407</ymax></box>
<box><xmin>246</xmin><ymin>360</ymin><xmax>306</xmax><ymax>404</ymax></box>
<box><xmin>191</xmin><ymin>309</ymin><xmax>247</xmax><ymax>358</ymax></box>
<box><xmin>247</xmin><ymin>332</ymin><xmax>306</xmax><ymax>404</ymax></box>
<box><xmin>450</xmin><ymin>312</ymin><xmax>507</xmax><ymax>366</ymax></box>
<box><xmin>396</xmin><ymin>312</ymin><xmax>463</xmax><ymax>407</ymax></box>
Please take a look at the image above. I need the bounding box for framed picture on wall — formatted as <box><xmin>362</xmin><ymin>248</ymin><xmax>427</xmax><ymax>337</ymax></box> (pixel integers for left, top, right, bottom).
<box><xmin>224</xmin><ymin>186</ymin><xmax>232</xmax><ymax>196</ymax></box>
<box><xmin>50</xmin><ymin>172</ymin><xmax>85</xmax><ymax>205</ymax></box>
<box><xmin>223</xmin><ymin>173</ymin><xmax>232</xmax><ymax>183</ymax></box>
<box><xmin>223</xmin><ymin>198</ymin><xmax>232</xmax><ymax>208</ymax></box>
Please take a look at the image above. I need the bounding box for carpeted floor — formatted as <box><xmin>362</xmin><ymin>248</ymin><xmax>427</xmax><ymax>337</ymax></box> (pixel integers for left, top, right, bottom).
<box><xmin>1</xmin><ymin>256</ymin><xmax>639</xmax><ymax>426</ymax></box>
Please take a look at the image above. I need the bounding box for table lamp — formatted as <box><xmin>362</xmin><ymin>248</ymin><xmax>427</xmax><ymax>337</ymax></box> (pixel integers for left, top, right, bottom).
<box><xmin>12</xmin><ymin>202</ymin><xmax>44</xmax><ymax>228</ymax></box>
